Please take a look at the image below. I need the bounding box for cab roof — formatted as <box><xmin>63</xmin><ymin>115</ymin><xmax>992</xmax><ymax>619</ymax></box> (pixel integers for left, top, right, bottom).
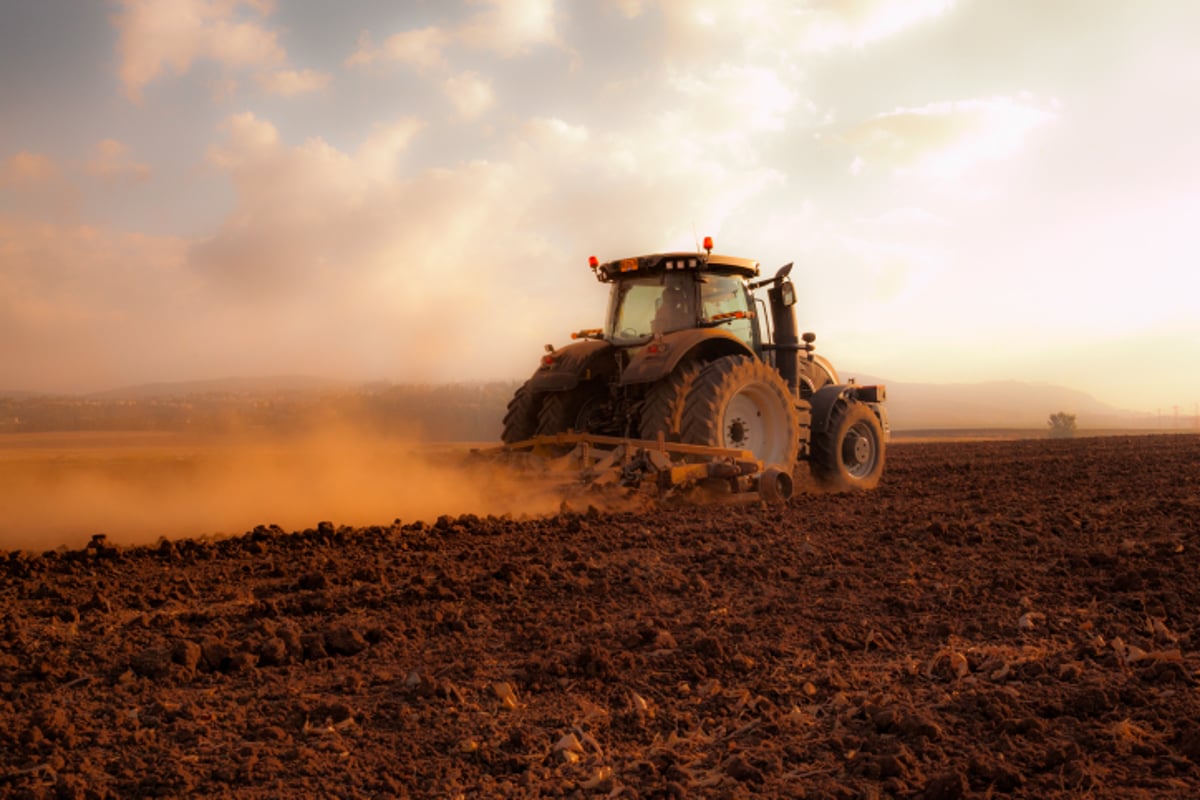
<box><xmin>592</xmin><ymin>252</ymin><xmax>759</xmax><ymax>283</ymax></box>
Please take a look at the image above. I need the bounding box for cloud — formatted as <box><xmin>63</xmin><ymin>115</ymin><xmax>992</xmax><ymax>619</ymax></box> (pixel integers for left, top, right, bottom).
<box><xmin>796</xmin><ymin>0</ymin><xmax>956</xmax><ymax>50</ymax></box>
<box><xmin>6</xmin><ymin>141</ymin><xmax>151</xmax><ymax>195</ymax></box>
<box><xmin>209</xmin><ymin>77</ymin><xmax>240</xmax><ymax>103</ymax></box>
<box><xmin>844</xmin><ymin>95</ymin><xmax>1057</xmax><ymax>179</ymax></box>
<box><xmin>187</xmin><ymin>112</ymin><xmax>559</xmax><ymax>380</ymax></box>
<box><xmin>0</xmin><ymin>215</ymin><xmax>192</xmax><ymax>390</ymax></box>
<box><xmin>358</xmin><ymin>119</ymin><xmax>427</xmax><ymax>180</ymax></box>
<box><xmin>194</xmin><ymin>112</ymin><xmax>487</xmax><ymax>300</ymax></box>
<box><xmin>113</xmin><ymin>0</ymin><xmax>286</xmax><ymax>101</ymax></box>
<box><xmin>257</xmin><ymin>68</ymin><xmax>331</xmax><ymax>96</ymax></box>
<box><xmin>345</xmin><ymin>27</ymin><xmax>450</xmax><ymax>71</ymax></box>
<box><xmin>346</xmin><ymin>0</ymin><xmax>561</xmax><ymax>73</ymax></box>
<box><xmin>670</xmin><ymin>64</ymin><xmax>798</xmax><ymax>132</ymax></box>
<box><xmin>520</xmin><ymin>118</ymin><xmax>590</xmax><ymax>150</ymax></box>
<box><xmin>612</xmin><ymin>0</ymin><xmax>646</xmax><ymax>18</ymax></box>
<box><xmin>207</xmin><ymin>111</ymin><xmax>282</xmax><ymax>169</ymax></box>
<box><xmin>1</xmin><ymin>111</ymin><xmax>467</xmax><ymax>391</ymax></box>
<box><xmin>85</xmin><ymin>139</ymin><xmax>152</xmax><ymax>184</ymax></box>
<box><xmin>0</xmin><ymin>152</ymin><xmax>79</xmax><ymax>222</ymax></box>
<box><xmin>177</xmin><ymin>101</ymin><xmax>795</xmax><ymax>384</ymax></box>
<box><xmin>652</xmin><ymin>0</ymin><xmax>955</xmax><ymax>62</ymax></box>
<box><xmin>443</xmin><ymin>72</ymin><xmax>496</xmax><ymax>120</ymax></box>
<box><xmin>457</xmin><ymin>0</ymin><xmax>561</xmax><ymax>56</ymax></box>
<box><xmin>1</xmin><ymin>152</ymin><xmax>61</xmax><ymax>186</ymax></box>
<box><xmin>505</xmin><ymin>108</ymin><xmax>788</xmax><ymax>259</ymax></box>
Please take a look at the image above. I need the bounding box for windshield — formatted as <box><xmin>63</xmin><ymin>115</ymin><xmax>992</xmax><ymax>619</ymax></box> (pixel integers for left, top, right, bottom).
<box><xmin>606</xmin><ymin>273</ymin><xmax>696</xmax><ymax>344</ymax></box>
<box><xmin>700</xmin><ymin>273</ymin><xmax>756</xmax><ymax>348</ymax></box>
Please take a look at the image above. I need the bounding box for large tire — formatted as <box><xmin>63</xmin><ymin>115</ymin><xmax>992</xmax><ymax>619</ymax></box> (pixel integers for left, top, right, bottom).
<box><xmin>679</xmin><ymin>355</ymin><xmax>800</xmax><ymax>466</ymax></box>
<box><xmin>810</xmin><ymin>401</ymin><xmax>885</xmax><ymax>490</ymax></box>
<box><xmin>501</xmin><ymin>380</ymin><xmax>540</xmax><ymax>444</ymax></box>
<box><xmin>638</xmin><ymin>360</ymin><xmax>702</xmax><ymax>441</ymax></box>
<box><xmin>535</xmin><ymin>382</ymin><xmax>608</xmax><ymax>436</ymax></box>
<box><xmin>798</xmin><ymin>357</ymin><xmax>837</xmax><ymax>400</ymax></box>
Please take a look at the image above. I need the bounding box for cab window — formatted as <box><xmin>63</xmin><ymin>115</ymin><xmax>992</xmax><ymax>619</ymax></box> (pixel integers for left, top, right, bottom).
<box><xmin>700</xmin><ymin>274</ymin><xmax>755</xmax><ymax>348</ymax></box>
<box><xmin>607</xmin><ymin>273</ymin><xmax>696</xmax><ymax>343</ymax></box>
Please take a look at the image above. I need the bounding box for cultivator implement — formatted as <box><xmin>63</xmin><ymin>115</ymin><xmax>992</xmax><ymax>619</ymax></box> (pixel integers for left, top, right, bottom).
<box><xmin>473</xmin><ymin>432</ymin><xmax>795</xmax><ymax>506</ymax></box>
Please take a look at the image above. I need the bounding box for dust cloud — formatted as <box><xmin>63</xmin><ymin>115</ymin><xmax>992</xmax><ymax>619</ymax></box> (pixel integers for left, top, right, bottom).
<box><xmin>0</xmin><ymin>424</ymin><xmax>567</xmax><ymax>553</ymax></box>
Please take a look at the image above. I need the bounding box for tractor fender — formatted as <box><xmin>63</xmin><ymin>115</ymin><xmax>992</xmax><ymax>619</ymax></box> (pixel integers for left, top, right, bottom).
<box><xmin>528</xmin><ymin>339</ymin><xmax>614</xmax><ymax>393</ymax></box>
<box><xmin>810</xmin><ymin>383</ymin><xmax>889</xmax><ymax>436</ymax></box>
<box><xmin>619</xmin><ymin>329</ymin><xmax>754</xmax><ymax>386</ymax></box>
<box><xmin>796</xmin><ymin>354</ymin><xmax>839</xmax><ymax>397</ymax></box>
<box><xmin>807</xmin><ymin>354</ymin><xmax>839</xmax><ymax>386</ymax></box>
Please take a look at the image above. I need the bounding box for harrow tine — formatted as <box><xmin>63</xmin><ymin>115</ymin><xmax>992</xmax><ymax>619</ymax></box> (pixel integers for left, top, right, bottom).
<box><xmin>475</xmin><ymin>433</ymin><xmax>792</xmax><ymax>505</ymax></box>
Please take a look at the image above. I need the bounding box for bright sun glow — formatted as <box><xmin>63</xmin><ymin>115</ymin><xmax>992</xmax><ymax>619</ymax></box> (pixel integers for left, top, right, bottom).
<box><xmin>849</xmin><ymin>96</ymin><xmax>1058</xmax><ymax>179</ymax></box>
<box><xmin>801</xmin><ymin>0</ymin><xmax>956</xmax><ymax>50</ymax></box>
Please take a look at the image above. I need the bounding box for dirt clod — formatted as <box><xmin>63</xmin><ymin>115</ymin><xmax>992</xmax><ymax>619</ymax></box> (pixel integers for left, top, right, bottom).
<box><xmin>323</xmin><ymin>625</ymin><xmax>368</xmax><ymax>656</ymax></box>
<box><xmin>924</xmin><ymin>771</ymin><xmax>967</xmax><ymax>800</ymax></box>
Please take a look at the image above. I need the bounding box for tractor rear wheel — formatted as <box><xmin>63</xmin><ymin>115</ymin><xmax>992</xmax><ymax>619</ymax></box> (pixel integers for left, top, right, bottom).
<box><xmin>638</xmin><ymin>360</ymin><xmax>702</xmax><ymax>441</ymax></box>
<box><xmin>810</xmin><ymin>401</ymin><xmax>885</xmax><ymax>490</ymax></box>
<box><xmin>501</xmin><ymin>380</ymin><xmax>541</xmax><ymax>444</ymax></box>
<box><xmin>679</xmin><ymin>355</ymin><xmax>800</xmax><ymax>466</ymax></box>
<box><xmin>535</xmin><ymin>382</ymin><xmax>608</xmax><ymax>436</ymax></box>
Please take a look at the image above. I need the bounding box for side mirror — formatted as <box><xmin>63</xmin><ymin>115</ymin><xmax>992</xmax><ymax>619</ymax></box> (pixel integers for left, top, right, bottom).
<box><xmin>780</xmin><ymin>281</ymin><xmax>796</xmax><ymax>307</ymax></box>
<box><xmin>748</xmin><ymin>262</ymin><xmax>794</xmax><ymax>291</ymax></box>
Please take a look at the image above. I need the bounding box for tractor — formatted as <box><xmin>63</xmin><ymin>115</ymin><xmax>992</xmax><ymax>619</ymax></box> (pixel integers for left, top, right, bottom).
<box><xmin>500</xmin><ymin>238</ymin><xmax>888</xmax><ymax>494</ymax></box>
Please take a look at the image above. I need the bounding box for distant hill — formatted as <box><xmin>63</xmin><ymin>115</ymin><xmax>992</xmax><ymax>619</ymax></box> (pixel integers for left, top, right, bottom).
<box><xmin>2</xmin><ymin>374</ymin><xmax>1171</xmax><ymax>436</ymax></box>
<box><xmin>842</xmin><ymin>375</ymin><xmax>1154</xmax><ymax>430</ymax></box>
<box><xmin>86</xmin><ymin>375</ymin><xmax>353</xmax><ymax>400</ymax></box>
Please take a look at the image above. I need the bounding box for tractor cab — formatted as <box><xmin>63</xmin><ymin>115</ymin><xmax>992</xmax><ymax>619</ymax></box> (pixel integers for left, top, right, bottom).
<box><xmin>594</xmin><ymin>250</ymin><xmax>762</xmax><ymax>353</ymax></box>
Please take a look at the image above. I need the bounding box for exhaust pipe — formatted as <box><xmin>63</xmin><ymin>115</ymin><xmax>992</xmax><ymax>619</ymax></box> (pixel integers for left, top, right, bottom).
<box><xmin>766</xmin><ymin>265</ymin><xmax>800</xmax><ymax>395</ymax></box>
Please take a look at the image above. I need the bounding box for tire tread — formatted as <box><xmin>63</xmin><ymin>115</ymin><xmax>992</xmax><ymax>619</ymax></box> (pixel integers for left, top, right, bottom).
<box><xmin>639</xmin><ymin>360</ymin><xmax>702</xmax><ymax>440</ymax></box>
<box><xmin>810</xmin><ymin>401</ymin><xmax>885</xmax><ymax>490</ymax></box>
<box><xmin>501</xmin><ymin>381</ymin><xmax>540</xmax><ymax>443</ymax></box>
<box><xmin>679</xmin><ymin>355</ymin><xmax>800</xmax><ymax>465</ymax></box>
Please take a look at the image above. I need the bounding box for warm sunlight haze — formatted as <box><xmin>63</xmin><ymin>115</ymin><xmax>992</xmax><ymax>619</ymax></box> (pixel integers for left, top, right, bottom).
<box><xmin>4</xmin><ymin>7</ymin><xmax>1200</xmax><ymax>796</ymax></box>
<box><xmin>1</xmin><ymin>0</ymin><xmax>1197</xmax><ymax>413</ymax></box>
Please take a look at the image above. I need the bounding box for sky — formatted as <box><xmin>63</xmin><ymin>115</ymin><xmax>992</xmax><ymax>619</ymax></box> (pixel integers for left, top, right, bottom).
<box><xmin>0</xmin><ymin>0</ymin><xmax>1197</xmax><ymax>412</ymax></box>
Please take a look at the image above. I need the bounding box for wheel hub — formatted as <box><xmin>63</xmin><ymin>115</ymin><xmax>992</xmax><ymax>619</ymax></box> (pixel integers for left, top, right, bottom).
<box><xmin>841</xmin><ymin>421</ymin><xmax>878</xmax><ymax>478</ymax></box>
<box><xmin>851</xmin><ymin>434</ymin><xmax>871</xmax><ymax>465</ymax></box>
<box><xmin>703</xmin><ymin>361</ymin><xmax>797</xmax><ymax>466</ymax></box>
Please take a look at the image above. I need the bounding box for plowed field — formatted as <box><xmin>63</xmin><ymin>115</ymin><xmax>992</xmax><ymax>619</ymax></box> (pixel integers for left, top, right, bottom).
<box><xmin>3</xmin><ymin>434</ymin><xmax>1199</xmax><ymax>798</ymax></box>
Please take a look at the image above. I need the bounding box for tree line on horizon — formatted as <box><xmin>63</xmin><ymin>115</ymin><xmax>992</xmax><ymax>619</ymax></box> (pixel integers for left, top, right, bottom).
<box><xmin>1</xmin><ymin>384</ymin><xmax>1189</xmax><ymax>438</ymax></box>
<box><xmin>0</xmin><ymin>383</ymin><xmax>520</xmax><ymax>441</ymax></box>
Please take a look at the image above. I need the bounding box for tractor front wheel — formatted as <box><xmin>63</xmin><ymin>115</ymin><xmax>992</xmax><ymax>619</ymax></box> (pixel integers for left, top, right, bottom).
<box><xmin>810</xmin><ymin>401</ymin><xmax>885</xmax><ymax>490</ymax></box>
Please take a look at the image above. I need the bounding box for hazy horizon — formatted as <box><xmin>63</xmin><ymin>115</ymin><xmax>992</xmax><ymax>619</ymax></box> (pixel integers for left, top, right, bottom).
<box><xmin>0</xmin><ymin>368</ymin><xmax>1177</xmax><ymax>421</ymax></box>
<box><xmin>3</xmin><ymin>1</ymin><xmax>1198</xmax><ymax>413</ymax></box>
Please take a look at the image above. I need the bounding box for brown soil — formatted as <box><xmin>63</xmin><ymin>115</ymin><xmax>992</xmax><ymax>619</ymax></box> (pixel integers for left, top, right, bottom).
<box><xmin>2</xmin><ymin>434</ymin><xmax>1199</xmax><ymax>798</ymax></box>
